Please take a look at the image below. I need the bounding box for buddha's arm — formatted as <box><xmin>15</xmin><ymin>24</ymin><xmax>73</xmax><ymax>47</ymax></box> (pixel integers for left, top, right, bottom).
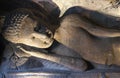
<box><xmin>18</xmin><ymin>46</ymin><xmax>87</xmax><ymax>71</ymax></box>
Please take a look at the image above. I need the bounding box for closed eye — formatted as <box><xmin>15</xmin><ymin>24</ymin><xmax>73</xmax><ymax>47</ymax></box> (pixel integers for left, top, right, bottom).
<box><xmin>34</xmin><ymin>25</ymin><xmax>47</xmax><ymax>33</ymax></box>
<box><xmin>34</xmin><ymin>26</ymin><xmax>40</xmax><ymax>32</ymax></box>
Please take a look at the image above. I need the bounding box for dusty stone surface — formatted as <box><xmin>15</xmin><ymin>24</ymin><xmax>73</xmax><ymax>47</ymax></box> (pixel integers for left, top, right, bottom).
<box><xmin>105</xmin><ymin>73</ymin><xmax>120</xmax><ymax>78</ymax></box>
<box><xmin>51</xmin><ymin>0</ymin><xmax>120</xmax><ymax>17</ymax></box>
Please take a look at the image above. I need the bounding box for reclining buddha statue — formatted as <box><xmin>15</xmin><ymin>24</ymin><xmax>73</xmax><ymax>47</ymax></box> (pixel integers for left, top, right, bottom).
<box><xmin>1</xmin><ymin>0</ymin><xmax>120</xmax><ymax>78</ymax></box>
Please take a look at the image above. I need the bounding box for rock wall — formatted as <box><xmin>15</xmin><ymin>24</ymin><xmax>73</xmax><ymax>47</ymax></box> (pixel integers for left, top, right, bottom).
<box><xmin>52</xmin><ymin>0</ymin><xmax>120</xmax><ymax>16</ymax></box>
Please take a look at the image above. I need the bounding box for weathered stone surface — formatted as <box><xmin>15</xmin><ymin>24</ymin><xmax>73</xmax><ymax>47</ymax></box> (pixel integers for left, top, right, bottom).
<box><xmin>5</xmin><ymin>72</ymin><xmax>102</xmax><ymax>78</ymax></box>
<box><xmin>105</xmin><ymin>73</ymin><xmax>120</xmax><ymax>78</ymax></box>
<box><xmin>1</xmin><ymin>0</ymin><xmax>120</xmax><ymax>78</ymax></box>
<box><xmin>52</xmin><ymin>0</ymin><xmax>120</xmax><ymax>16</ymax></box>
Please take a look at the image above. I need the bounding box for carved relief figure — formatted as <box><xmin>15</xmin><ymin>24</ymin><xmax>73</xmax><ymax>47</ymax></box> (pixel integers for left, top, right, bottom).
<box><xmin>1</xmin><ymin>8</ymin><xmax>87</xmax><ymax>72</ymax></box>
<box><xmin>1</xmin><ymin>0</ymin><xmax>120</xmax><ymax>77</ymax></box>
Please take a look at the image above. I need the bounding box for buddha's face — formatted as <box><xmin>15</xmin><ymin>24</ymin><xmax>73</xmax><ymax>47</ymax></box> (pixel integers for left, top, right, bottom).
<box><xmin>2</xmin><ymin>11</ymin><xmax>54</xmax><ymax>48</ymax></box>
<box><xmin>20</xmin><ymin>25</ymin><xmax>54</xmax><ymax>48</ymax></box>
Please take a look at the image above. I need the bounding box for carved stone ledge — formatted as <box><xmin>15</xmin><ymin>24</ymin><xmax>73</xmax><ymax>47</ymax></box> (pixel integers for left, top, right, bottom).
<box><xmin>4</xmin><ymin>72</ymin><xmax>120</xmax><ymax>78</ymax></box>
